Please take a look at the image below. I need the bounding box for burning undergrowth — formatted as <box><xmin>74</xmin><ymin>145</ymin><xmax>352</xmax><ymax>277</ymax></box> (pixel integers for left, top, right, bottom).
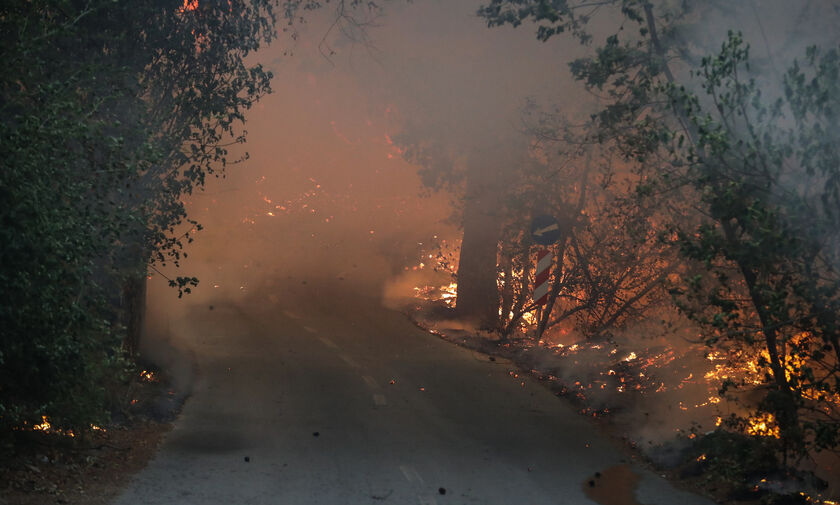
<box><xmin>387</xmin><ymin>224</ymin><xmax>840</xmax><ymax>503</ymax></box>
<box><xmin>410</xmin><ymin>302</ymin><xmax>730</xmax><ymax>439</ymax></box>
<box><xmin>0</xmin><ymin>365</ymin><xmax>183</xmax><ymax>505</ymax></box>
<box><xmin>404</xmin><ymin>289</ymin><xmax>839</xmax><ymax>503</ymax></box>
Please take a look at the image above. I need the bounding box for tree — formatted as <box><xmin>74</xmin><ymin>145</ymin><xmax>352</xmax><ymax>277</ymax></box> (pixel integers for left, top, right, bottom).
<box><xmin>478</xmin><ymin>0</ymin><xmax>840</xmax><ymax>460</ymax></box>
<box><xmin>0</xmin><ymin>0</ymin><xmax>278</xmax><ymax>433</ymax></box>
<box><xmin>396</xmin><ymin>124</ymin><xmax>529</xmax><ymax>330</ymax></box>
<box><xmin>665</xmin><ymin>35</ymin><xmax>840</xmax><ymax>459</ymax></box>
<box><xmin>495</xmin><ymin>111</ymin><xmax>672</xmax><ymax>342</ymax></box>
<box><xmin>1</xmin><ymin>0</ymin><xmax>400</xmax><ymax>434</ymax></box>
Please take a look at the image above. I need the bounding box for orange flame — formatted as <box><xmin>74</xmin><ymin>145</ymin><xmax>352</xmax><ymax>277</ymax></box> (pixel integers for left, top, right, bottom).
<box><xmin>180</xmin><ymin>0</ymin><xmax>198</xmax><ymax>12</ymax></box>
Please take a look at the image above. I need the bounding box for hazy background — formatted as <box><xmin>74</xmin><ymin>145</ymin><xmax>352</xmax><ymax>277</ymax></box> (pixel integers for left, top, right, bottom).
<box><xmin>142</xmin><ymin>0</ymin><xmax>840</xmax><ymax>462</ymax></box>
<box><xmin>145</xmin><ymin>0</ymin><xmax>592</xmax><ymax>313</ymax></box>
<box><xmin>147</xmin><ymin>0</ymin><xmax>840</xmax><ymax>308</ymax></box>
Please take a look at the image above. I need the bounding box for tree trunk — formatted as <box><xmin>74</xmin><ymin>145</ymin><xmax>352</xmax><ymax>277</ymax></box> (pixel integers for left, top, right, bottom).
<box><xmin>122</xmin><ymin>272</ymin><xmax>147</xmax><ymax>357</ymax></box>
<box><xmin>455</xmin><ymin>155</ymin><xmax>503</xmax><ymax>330</ymax></box>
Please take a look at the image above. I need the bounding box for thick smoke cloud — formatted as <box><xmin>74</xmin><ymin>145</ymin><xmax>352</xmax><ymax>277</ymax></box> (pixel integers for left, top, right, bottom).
<box><xmin>144</xmin><ymin>0</ymin><xmax>584</xmax><ymax>333</ymax></box>
<box><xmin>141</xmin><ymin>0</ymin><xmax>840</xmax><ymax>487</ymax></box>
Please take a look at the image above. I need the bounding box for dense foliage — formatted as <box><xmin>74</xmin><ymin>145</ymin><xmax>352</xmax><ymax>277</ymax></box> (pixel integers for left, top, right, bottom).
<box><xmin>0</xmin><ymin>0</ymin><xmax>277</xmax><ymax>434</ymax></box>
<box><xmin>667</xmin><ymin>35</ymin><xmax>840</xmax><ymax>459</ymax></box>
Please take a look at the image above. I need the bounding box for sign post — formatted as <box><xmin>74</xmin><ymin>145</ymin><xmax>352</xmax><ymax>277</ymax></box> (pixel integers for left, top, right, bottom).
<box><xmin>533</xmin><ymin>249</ymin><xmax>551</xmax><ymax>305</ymax></box>
<box><xmin>530</xmin><ymin>214</ymin><xmax>562</xmax><ymax>306</ymax></box>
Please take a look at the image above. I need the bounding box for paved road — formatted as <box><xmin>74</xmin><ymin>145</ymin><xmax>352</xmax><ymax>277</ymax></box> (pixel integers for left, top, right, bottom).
<box><xmin>114</xmin><ymin>284</ymin><xmax>715</xmax><ymax>505</ymax></box>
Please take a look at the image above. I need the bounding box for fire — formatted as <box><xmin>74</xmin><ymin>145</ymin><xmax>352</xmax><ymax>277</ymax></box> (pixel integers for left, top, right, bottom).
<box><xmin>140</xmin><ymin>369</ymin><xmax>158</xmax><ymax>382</ymax></box>
<box><xmin>33</xmin><ymin>415</ymin><xmax>51</xmax><ymax>432</ymax></box>
<box><xmin>746</xmin><ymin>412</ymin><xmax>781</xmax><ymax>438</ymax></box>
<box><xmin>29</xmin><ymin>416</ymin><xmax>76</xmax><ymax>437</ymax></box>
<box><xmin>180</xmin><ymin>0</ymin><xmax>198</xmax><ymax>12</ymax></box>
<box><xmin>413</xmin><ymin>282</ymin><xmax>458</xmax><ymax>307</ymax></box>
<box><xmin>408</xmin><ymin>239</ymin><xmax>839</xmax><ymax>453</ymax></box>
<box><xmin>439</xmin><ymin>282</ymin><xmax>457</xmax><ymax>307</ymax></box>
<box><xmin>411</xmin><ymin>237</ymin><xmax>462</xmax><ymax>308</ymax></box>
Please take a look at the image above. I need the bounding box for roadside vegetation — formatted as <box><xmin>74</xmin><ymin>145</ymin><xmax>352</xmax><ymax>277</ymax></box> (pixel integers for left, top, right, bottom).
<box><xmin>3</xmin><ymin>0</ymin><xmax>839</xmax><ymax>503</ymax></box>
<box><xmin>0</xmin><ymin>0</ymin><xmax>388</xmax><ymax>444</ymax></box>
<box><xmin>406</xmin><ymin>1</ymin><xmax>839</xmax><ymax>501</ymax></box>
<box><xmin>1</xmin><ymin>0</ymin><xmax>282</xmax><ymax>441</ymax></box>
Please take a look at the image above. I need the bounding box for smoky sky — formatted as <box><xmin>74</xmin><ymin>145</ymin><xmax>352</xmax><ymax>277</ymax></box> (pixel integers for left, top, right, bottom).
<box><xmin>141</xmin><ymin>2</ymin><xmax>840</xmax><ymax>488</ymax></box>
<box><xmin>140</xmin><ymin>0</ymin><xmax>840</xmax><ymax>334</ymax></box>
<box><xmin>151</xmin><ymin>0</ymin><xmax>838</xmax><ymax>305</ymax></box>
<box><xmin>151</xmin><ymin>0</ymin><xmax>585</xmax><ymax>304</ymax></box>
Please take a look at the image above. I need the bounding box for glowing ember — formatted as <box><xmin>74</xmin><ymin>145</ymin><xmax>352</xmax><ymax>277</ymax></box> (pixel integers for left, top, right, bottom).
<box><xmin>521</xmin><ymin>312</ymin><xmax>537</xmax><ymax>325</ymax></box>
<box><xmin>140</xmin><ymin>370</ymin><xmax>158</xmax><ymax>382</ymax></box>
<box><xmin>179</xmin><ymin>0</ymin><xmax>197</xmax><ymax>12</ymax></box>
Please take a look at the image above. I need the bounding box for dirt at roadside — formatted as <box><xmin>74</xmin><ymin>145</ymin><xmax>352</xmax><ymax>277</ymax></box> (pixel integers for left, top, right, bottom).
<box><xmin>0</xmin><ymin>368</ymin><xmax>184</xmax><ymax>505</ymax></box>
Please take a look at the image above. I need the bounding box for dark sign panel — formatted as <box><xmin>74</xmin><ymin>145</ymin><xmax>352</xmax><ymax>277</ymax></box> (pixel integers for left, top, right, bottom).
<box><xmin>530</xmin><ymin>215</ymin><xmax>562</xmax><ymax>245</ymax></box>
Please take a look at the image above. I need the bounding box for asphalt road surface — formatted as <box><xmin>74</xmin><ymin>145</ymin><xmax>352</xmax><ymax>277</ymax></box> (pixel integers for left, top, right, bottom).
<box><xmin>113</xmin><ymin>283</ymin><xmax>715</xmax><ymax>505</ymax></box>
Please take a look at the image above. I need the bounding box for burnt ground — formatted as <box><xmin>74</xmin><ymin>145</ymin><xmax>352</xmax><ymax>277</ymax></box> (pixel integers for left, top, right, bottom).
<box><xmin>0</xmin><ymin>367</ymin><xmax>185</xmax><ymax>505</ymax></box>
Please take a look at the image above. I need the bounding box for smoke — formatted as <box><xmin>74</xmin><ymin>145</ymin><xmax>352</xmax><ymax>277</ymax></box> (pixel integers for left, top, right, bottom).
<box><xmin>143</xmin><ymin>0</ymin><xmax>582</xmax><ymax>343</ymax></box>
<box><xmin>137</xmin><ymin>0</ymin><xmax>840</xmax><ymax>490</ymax></box>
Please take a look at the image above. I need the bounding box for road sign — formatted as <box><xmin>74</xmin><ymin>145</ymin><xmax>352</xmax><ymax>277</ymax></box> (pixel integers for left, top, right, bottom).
<box><xmin>533</xmin><ymin>249</ymin><xmax>551</xmax><ymax>305</ymax></box>
<box><xmin>530</xmin><ymin>214</ymin><xmax>562</xmax><ymax>246</ymax></box>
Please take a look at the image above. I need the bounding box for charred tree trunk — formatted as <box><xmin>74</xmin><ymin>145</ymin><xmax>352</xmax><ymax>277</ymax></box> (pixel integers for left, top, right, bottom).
<box><xmin>455</xmin><ymin>155</ymin><xmax>503</xmax><ymax>330</ymax></box>
<box><xmin>456</xmin><ymin>197</ymin><xmax>501</xmax><ymax>329</ymax></box>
